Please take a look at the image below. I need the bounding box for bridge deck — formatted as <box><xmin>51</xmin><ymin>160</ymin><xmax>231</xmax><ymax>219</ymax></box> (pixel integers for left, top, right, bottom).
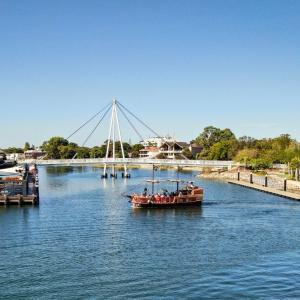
<box><xmin>21</xmin><ymin>158</ymin><xmax>234</xmax><ymax>168</ymax></box>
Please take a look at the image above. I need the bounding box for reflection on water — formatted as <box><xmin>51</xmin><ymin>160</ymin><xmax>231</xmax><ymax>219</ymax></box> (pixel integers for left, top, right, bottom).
<box><xmin>131</xmin><ymin>206</ymin><xmax>203</xmax><ymax>218</ymax></box>
<box><xmin>1</xmin><ymin>166</ymin><xmax>300</xmax><ymax>299</ymax></box>
<box><xmin>46</xmin><ymin>165</ymin><xmax>75</xmax><ymax>176</ymax></box>
<box><xmin>46</xmin><ymin>165</ymin><xmax>96</xmax><ymax>176</ymax></box>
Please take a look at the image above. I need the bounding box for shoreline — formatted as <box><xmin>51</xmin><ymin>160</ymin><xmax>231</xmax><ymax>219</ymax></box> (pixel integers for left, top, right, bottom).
<box><xmin>199</xmin><ymin>168</ymin><xmax>300</xmax><ymax>196</ymax></box>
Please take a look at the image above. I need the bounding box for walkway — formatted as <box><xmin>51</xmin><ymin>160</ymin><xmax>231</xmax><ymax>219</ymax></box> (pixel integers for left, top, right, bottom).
<box><xmin>228</xmin><ymin>180</ymin><xmax>300</xmax><ymax>201</ymax></box>
<box><xmin>22</xmin><ymin>158</ymin><xmax>234</xmax><ymax>168</ymax></box>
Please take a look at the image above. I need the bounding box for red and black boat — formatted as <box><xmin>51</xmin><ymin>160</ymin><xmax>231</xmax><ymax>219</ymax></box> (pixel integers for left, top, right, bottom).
<box><xmin>128</xmin><ymin>166</ymin><xmax>204</xmax><ymax>208</ymax></box>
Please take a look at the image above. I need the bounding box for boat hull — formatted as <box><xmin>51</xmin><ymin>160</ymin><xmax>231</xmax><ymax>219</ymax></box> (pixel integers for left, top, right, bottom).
<box><xmin>132</xmin><ymin>200</ymin><xmax>203</xmax><ymax>208</ymax></box>
<box><xmin>130</xmin><ymin>185</ymin><xmax>204</xmax><ymax>209</ymax></box>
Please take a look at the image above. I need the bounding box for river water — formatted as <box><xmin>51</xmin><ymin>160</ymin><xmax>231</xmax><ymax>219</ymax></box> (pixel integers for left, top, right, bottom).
<box><xmin>1</xmin><ymin>166</ymin><xmax>300</xmax><ymax>299</ymax></box>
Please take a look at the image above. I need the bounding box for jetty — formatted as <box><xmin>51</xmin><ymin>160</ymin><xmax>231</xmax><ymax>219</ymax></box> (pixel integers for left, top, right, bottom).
<box><xmin>0</xmin><ymin>164</ymin><xmax>39</xmax><ymax>206</ymax></box>
<box><xmin>0</xmin><ymin>194</ymin><xmax>38</xmax><ymax>205</ymax></box>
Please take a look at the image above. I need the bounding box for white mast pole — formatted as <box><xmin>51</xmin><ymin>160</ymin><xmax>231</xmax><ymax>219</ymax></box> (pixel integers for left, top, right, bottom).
<box><xmin>115</xmin><ymin>100</ymin><xmax>127</xmax><ymax>175</ymax></box>
<box><xmin>104</xmin><ymin>101</ymin><xmax>114</xmax><ymax>176</ymax></box>
<box><xmin>112</xmin><ymin>99</ymin><xmax>116</xmax><ymax>176</ymax></box>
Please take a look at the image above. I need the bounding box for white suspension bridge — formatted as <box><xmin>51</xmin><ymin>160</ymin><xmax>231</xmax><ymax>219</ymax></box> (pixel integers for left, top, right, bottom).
<box><xmin>25</xmin><ymin>157</ymin><xmax>234</xmax><ymax>168</ymax></box>
<box><xmin>23</xmin><ymin>99</ymin><xmax>236</xmax><ymax>176</ymax></box>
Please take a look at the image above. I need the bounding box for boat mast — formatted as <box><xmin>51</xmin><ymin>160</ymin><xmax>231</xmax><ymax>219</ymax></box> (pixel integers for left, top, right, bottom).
<box><xmin>152</xmin><ymin>164</ymin><xmax>155</xmax><ymax>194</ymax></box>
<box><xmin>177</xmin><ymin>165</ymin><xmax>179</xmax><ymax>192</ymax></box>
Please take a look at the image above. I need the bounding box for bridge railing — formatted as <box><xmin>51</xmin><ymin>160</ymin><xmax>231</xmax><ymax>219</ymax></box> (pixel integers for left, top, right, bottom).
<box><xmin>21</xmin><ymin>157</ymin><xmax>235</xmax><ymax>167</ymax></box>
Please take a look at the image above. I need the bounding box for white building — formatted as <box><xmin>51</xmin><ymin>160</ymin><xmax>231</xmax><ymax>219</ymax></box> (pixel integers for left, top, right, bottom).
<box><xmin>159</xmin><ymin>141</ymin><xmax>189</xmax><ymax>159</ymax></box>
<box><xmin>5</xmin><ymin>153</ymin><xmax>25</xmax><ymax>161</ymax></box>
<box><xmin>139</xmin><ymin>146</ymin><xmax>160</xmax><ymax>159</ymax></box>
<box><xmin>140</xmin><ymin>136</ymin><xmax>177</xmax><ymax>148</ymax></box>
<box><xmin>139</xmin><ymin>137</ymin><xmax>191</xmax><ymax>159</ymax></box>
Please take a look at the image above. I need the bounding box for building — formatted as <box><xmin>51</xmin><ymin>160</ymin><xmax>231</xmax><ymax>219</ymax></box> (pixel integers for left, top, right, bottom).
<box><xmin>189</xmin><ymin>144</ymin><xmax>203</xmax><ymax>158</ymax></box>
<box><xmin>159</xmin><ymin>141</ymin><xmax>189</xmax><ymax>159</ymax></box>
<box><xmin>139</xmin><ymin>146</ymin><xmax>160</xmax><ymax>159</ymax></box>
<box><xmin>140</xmin><ymin>136</ymin><xmax>177</xmax><ymax>148</ymax></box>
<box><xmin>139</xmin><ymin>137</ymin><xmax>203</xmax><ymax>159</ymax></box>
<box><xmin>5</xmin><ymin>153</ymin><xmax>25</xmax><ymax>161</ymax></box>
<box><xmin>24</xmin><ymin>149</ymin><xmax>46</xmax><ymax>159</ymax></box>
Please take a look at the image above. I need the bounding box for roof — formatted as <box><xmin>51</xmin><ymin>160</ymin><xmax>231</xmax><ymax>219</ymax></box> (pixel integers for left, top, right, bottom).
<box><xmin>177</xmin><ymin>142</ymin><xmax>189</xmax><ymax>147</ymax></box>
<box><xmin>160</xmin><ymin>141</ymin><xmax>189</xmax><ymax>148</ymax></box>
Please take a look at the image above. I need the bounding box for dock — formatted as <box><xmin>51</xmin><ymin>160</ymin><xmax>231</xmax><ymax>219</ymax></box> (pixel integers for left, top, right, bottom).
<box><xmin>0</xmin><ymin>194</ymin><xmax>38</xmax><ymax>205</ymax></box>
<box><xmin>228</xmin><ymin>180</ymin><xmax>300</xmax><ymax>201</ymax></box>
<box><xmin>0</xmin><ymin>164</ymin><xmax>39</xmax><ymax>206</ymax></box>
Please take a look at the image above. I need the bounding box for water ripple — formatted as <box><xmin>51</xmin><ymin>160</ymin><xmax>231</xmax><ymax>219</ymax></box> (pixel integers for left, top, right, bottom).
<box><xmin>1</xmin><ymin>167</ymin><xmax>300</xmax><ymax>299</ymax></box>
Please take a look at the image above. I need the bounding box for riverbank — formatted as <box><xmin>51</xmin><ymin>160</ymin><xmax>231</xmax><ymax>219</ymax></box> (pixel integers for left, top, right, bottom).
<box><xmin>228</xmin><ymin>180</ymin><xmax>300</xmax><ymax>200</ymax></box>
<box><xmin>199</xmin><ymin>168</ymin><xmax>300</xmax><ymax>195</ymax></box>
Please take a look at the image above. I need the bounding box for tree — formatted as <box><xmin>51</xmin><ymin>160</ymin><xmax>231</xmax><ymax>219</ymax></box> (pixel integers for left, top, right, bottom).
<box><xmin>131</xmin><ymin>143</ymin><xmax>144</xmax><ymax>152</ymax></box>
<box><xmin>237</xmin><ymin>136</ymin><xmax>257</xmax><ymax>149</ymax></box>
<box><xmin>76</xmin><ymin>147</ymin><xmax>90</xmax><ymax>158</ymax></box>
<box><xmin>3</xmin><ymin>147</ymin><xmax>24</xmax><ymax>154</ymax></box>
<box><xmin>235</xmin><ymin>148</ymin><xmax>258</xmax><ymax>167</ymax></box>
<box><xmin>290</xmin><ymin>157</ymin><xmax>300</xmax><ymax>170</ymax></box>
<box><xmin>206</xmin><ymin>140</ymin><xmax>238</xmax><ymax>160</ymax></box>
<box><xmin>41</xmin><ymin>137</ymin><xmax>69</xmax><ymax>159</ymax></box>
<box><xmin>195</xmin><ymin>126</ymin><xmax>236</xmax><ymax>159</ymax></box>
<box><xmin>58</xmin><ymin>145</ymin><xmax>77</xmax><ymax>159</ymax></box>
<box><xmin>24</xmin><ymin>142</ymin><xmax>31</xmax><ymax>151</ymax></box>
<box><xmin>195</xmin><ymin>126</ymin><xmax>223</xmax><ymax>149</ymax></box>
<box><xmin>101</xmin><ymin>141</ymin><xmax>132</xmax><ymax>158</ymax></box>
<box><xmin>220</xmin><ymin>128</ymin><xmax>236</xmax><ymax>141</ymax></box>
<box><xmin>250</xmin><ymin>158</ymin><xmax>272</xmax><ymax>170</ymax></box>
<box><xmin>89</xmin><ymin>146</ymin><xmax>106</xmax><ymax>158</ymax></box>
<box><xmin>284</xmin><ymin>142</ymin><xmax>300</xmax><ymax>163</ymax></box>
<box><xmin>130</xmin><ymin>143</ymin><xmax>144</xmax><ymax>158</ymax></box>
<box><xmin>274</xmin><ymin>134</ymin><xmax>292</xmax><ymax>150</ymax></box>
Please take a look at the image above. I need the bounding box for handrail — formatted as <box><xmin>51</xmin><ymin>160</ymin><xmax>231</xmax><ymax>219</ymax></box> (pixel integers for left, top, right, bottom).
<box><xmin>20</xmin><ymin>158</ymin><xmax>235</xmax><ymax>167</ymax></box>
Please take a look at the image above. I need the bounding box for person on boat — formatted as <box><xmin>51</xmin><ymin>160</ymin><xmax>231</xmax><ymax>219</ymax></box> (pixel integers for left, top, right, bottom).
<box><xmin>189</xmin><ymin>181</ymin><xmax>195</xmax><ymax>188</ymax></box>
<box><xmin>162</xmin><ymin>189</ymin><xmax>169</xmax><ymax>196</ymax></box>
<box><xmin>187</xmin><ymin>182</ymin><xmax>195</xmax><ymax>193</ymax></box>
<box><xmin>143</xmin><ymin>187</ymin><xmax>148</xmax><ymax>196</ymax></box>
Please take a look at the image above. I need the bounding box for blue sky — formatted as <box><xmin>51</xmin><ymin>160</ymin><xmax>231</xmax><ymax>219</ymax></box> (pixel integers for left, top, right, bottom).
<box><xmin>1</xmin><ymin>0</ymin><xmax>299</xmax><ymax>148</ymax></box>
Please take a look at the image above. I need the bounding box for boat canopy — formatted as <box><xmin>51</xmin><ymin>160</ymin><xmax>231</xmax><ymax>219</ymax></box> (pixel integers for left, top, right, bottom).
<box><xmin>145</xmin><ymin>179</ymin><xmax>191</xmax><ymax>184</ymax></box>
<box><xmin>145</xmin><ymin>179</ymin><xmax>163</xmax><ymax>183</ymax></box>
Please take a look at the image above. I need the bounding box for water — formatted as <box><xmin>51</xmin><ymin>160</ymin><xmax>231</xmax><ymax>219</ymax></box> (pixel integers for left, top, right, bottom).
<box><xmin>1</xmin><ymin>166</ymin><xmax>300</xmax><ymax>299</ymax></box>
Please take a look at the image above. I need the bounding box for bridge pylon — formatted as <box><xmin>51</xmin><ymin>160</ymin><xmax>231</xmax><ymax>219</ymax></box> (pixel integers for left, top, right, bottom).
<box><xmin>102</xmin><ymin>99</ymin><xmax>129</xmax><ymax>179</ymax></box>
<box><xmin>65</xmin><ymin>97</ymin><xmax>164</xmax><ymax>179</ymax></box>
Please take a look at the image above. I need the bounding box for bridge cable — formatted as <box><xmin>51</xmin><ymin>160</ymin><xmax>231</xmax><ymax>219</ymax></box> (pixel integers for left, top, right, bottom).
<box><xmin>71</xmin><ymin>104</ymin><xmax>112</xmax><ymax>159</ymax></box>
<box><xmin>116</xmin><ymin>103</ymin><xmax>144</xmax><ymax>142</ymax></box>
<box><xmin>117</xmin><ymin>101</ymin><xmax>161</xmax><ymax>138</ymax></box>
<box><xmin>66</xmin><ymin>102</ymin><xmax>111</xmax><ymax>140</ymax></box>
<box><xmin>81</xmin><ymin>104</ymin><xmax>112</xmax><ymax>147</ymax></box>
